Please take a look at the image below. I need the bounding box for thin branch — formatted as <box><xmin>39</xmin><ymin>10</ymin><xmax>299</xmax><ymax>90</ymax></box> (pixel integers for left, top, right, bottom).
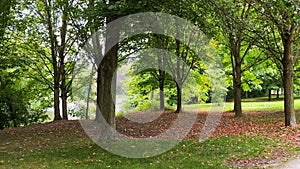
<box><xmin>241</xmin><ymin>42</ymin><xmax>252</xmax><ymax>62</ymax></box>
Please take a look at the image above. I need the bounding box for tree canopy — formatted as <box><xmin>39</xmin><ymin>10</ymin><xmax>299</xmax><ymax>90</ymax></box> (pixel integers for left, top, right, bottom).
<box><xmin>0</xmin><ymin>0</ymin><xmax>299</xmax><ymax>128</ymax></box>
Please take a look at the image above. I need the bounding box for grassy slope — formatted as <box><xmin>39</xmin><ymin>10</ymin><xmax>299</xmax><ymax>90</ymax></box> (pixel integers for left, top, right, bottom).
<box><xmin>0</xmin><ymin>119</ymin><xmax>298</xmax><ymax>168</ymax></box>
<box><xmin>0</xmin><ymin>129</ymin><xmax>291</xmax><ymax>168</ymax></box>
<box><xmin>1</xmin><ymin>97</ymin><xmax>300</xmax><ymax>168</ymax></box>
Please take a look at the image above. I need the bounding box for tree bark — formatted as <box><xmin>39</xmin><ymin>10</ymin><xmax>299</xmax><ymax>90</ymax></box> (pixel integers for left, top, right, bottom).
<box><xmin>59</xmin><ymin>7</ymin><xmax>68</xmax><ymax>120</ymax></box>
<box><xmin>175</xmin><ymin>82</ymin><xmax>182</xmax><ymax>113</ymax></box>
<box><xmin>229</xmin><ymin>33</ymin><xmax>243</xmax><ymax>117</ymax></box>
<box><xmin>174</xmin><ymin>39</ymin><xmax>182</xmax><ymax>113</ymax></box>
<box><xmin>157</xmin><ymin>36</ymin><xmax>165</xmax><ymax>110</ymax></box>
<box><xmin>61</xmin><ymin>74</ymin><xmax>68</xmax><ymax>120</ymax></box>
<box><xmin>232</xmin><ymin>56</ymin><xmax>242</xmax><ymax>117</ymax></box>
<box><xmin>268</xmin><ymin>89</ymin><xmax>272</xmax><ymax>101</ymax></box>
<box><xmin>96</xmin><ymin>43</ymin><xmax>118</xmax><ymax>130</ymax></box>
<box><xmin>85</xmin><ymin>69</ymin><xmax>94</xmax><ymax>119</ymax></box>
<box><xmin>44</xmin><ymin>1</ymin><xmax>61</xmax><ymax>121</ymax></box>
<box><xmin>276</xmin><ymin>89</ymin><xmax>280</xmax><ymax>99</ymax></box>
<box><xmin>233</xmin><ymin>75</ymin><xmax>242</xmax><ymax>116</ymax></box>
<box><xmin>96</xmin><ymin>50</ymin><xmax>117</xmax><ymax>126</ymax></box>
<box><xmin>53</xmin><ymin>79</ymin><xmax>62</xmax><ymax>120</ymax></box>
<box><xmin>51</xmin><ymin>35</ymin><xmax>61</xmax><ymax>121</ymax></box>
<box><xmin>159</xmin><ymin>81</ymin><xmax>165</xmax><ymax>110</ymax></box>
<box><xmin>158</xmin><ymin>69</ymin><xmax>165</xmax><ymax>110</ymax></box>
<box><xmin>282</xmin><ymin>39</ymin><xmax>296</xmax><ymax>126</ymax></box>
<box><xmin>95</xmin><ymin>6</ymin><xmax>119</xmax><ymax>130</ymax></box>
<box><xmin>150</xmin><ymin>88</ymin><xmax>154</xmax><ymax>100</ymax></box>
<box><xmin>61</xmin><ymin>96</ymin><xmax>68</xmax><ymax>119</ymax></box>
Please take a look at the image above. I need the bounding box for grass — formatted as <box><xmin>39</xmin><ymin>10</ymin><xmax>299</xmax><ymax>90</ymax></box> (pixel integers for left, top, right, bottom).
<box><xmin>0</xmin><ymin>127</ymin><xmax>295</xmax><ymax>169</ymax></box>
<box><xmin>183</xmin><ymin>96</ymin><xmax>300</xmax><ymax>112</ymax></box>
<box><xmin>2</xmin><ymin>96</ymin><xmax>300</xmax><ymax>168</ymax></box>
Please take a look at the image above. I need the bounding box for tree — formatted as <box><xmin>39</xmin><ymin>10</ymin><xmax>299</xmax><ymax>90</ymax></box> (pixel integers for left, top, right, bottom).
<box><xmin>0</xmin><ymin>65</ymin><xmax>49</xmax><ymax>129</ymax></box>
<box><xmin>126</xmin><ymin>34</ymin><xmax>175</xmax><ymax>111</ymax></box>
<box><xmin>172</xmin><ymin>39</ymin><xmax>199</xmax><ymax>113</ymax></box>
<box><xmin>252</xmin><ymin>0</ymin><xmax>300</xmax><ymax>126</ymax></box>
<box><xmin>199</xmin><ymin>0</ymin><xmax>262</xmax><ymax>116</ymax></box>
<box><xmin>150</xmin><ymin>35</ymin><xmax>168</xmax><ymax>110</ymax></box>
<box><xmin>0</xmin><ymin>0</ymin><xmax>13</xmax><ymax>41</ymax></box>
<box><xmin>0</xmin><ymin>0</ymin><xmax>14</xmax><ymax>61</ymax></box>
<box><xmin>0</xmin><ymin>1</ymin><xmax>52</xmax><ymax>129</ymax></box>
<box><xmin>255</xmin><ymin>60</ymin><xmax>282</xmax><ymax>101</ymax></box>
<box><xmin>24</xmin><ymin>0</ymin><xmax>87</xmax><ymax>120</ymax></box>
<box><xmin>89</xmin><ymin>0</ymin><xmax>120</xmax><ymax>130</ymax></box>
<box><xmin>126</xmin><ymin>72</ymin><xmax>164</xmax><ymax>111</ymax></box>
<box><xmin>131</xmin><ymin>35</ymin><xmax>204</xmax><ymax>113</ymax></box>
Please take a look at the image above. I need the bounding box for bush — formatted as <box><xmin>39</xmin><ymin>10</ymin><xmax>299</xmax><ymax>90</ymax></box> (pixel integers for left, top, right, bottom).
<box><xmin>0</xmin><ymin>88</ymin><xmax>48</xmax><ymax>129</ymax></box>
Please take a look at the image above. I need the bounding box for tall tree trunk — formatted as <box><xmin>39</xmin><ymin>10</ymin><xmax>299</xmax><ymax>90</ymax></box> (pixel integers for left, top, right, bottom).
<box><xmin>61</xmin><ymin>96</ymin><xmax>68</xmax><ymax>120</ymax></box>
<box><xmin>159</xmin><ymin>80</ymin><xmax>165</xmax><ymax>110</ymax></box>
<box><xmin>158</xmin><ymin>69</ymin><xmax>165</xmax><ymax>110</ymax></box>
<box><xmin>282</xmin><ymin>40</ymin><xmax>296</xmax><ymax>126</ymax></box>
<box><xmin>268</xmin><ymin>89</ymin><xmax>272</xmax><ymax>101</ymax></box>
<box><xmin>44</xmin><ymin>1</ymin><xmax>61</xmax><ymax>121</ymax></box>
<box><xmin>277</xmin><ymin>89</ymin><xmax>280</xmax><ymax>99</ymax></box>
<box><xmin>85</xmin><ymin>89</ymin><xmax>91</xmax><ymax>120</ymax></box>
<box><xmin>53</xmin><ymin>53</ymin><xmax>61</xmax><ymax>120</ymax></box>
<box><xmin>96</xmin><ymin>57</ymin><xmax>117</xmax><ymax>125</ymax></box>
<box><xmin>175</xmin><ymin>82</ymin><xmax>182</xmax><ymax>113</ymax></box>
<box><xmin>175</xmin><ymin>39</ymin><xmax>182</xmax><ymax>113</ymax></box>
<box><xmin>233</xmin><ymin>75</ymin><xmax>242</xmax><ymax>116</ymax></box>
<box><xmin>53</xmin><ymin>77</ymin><xmax>62</xmax><ymax>120</ymax></box>
<box><xmin>232</xmin><ymin>57</ymin><xmax>242</xmax><ymax>117</ymax></box>
<box><xmin>59</xmin><ymin>7</ymin><xmax>68</xmax><ymax>120</ymax></box>
<box><xmin>157</xmin><ymin>42</ymin><xmax>166</xmax><ymax>110</ymax></box>
<box><xmin>61</xmin><ymin>72</ymin><xmax>68</xmax><ymax>120</ymax></box>
<box><xmin>150</xmin><ymin>88</ymin><xmax>154</xmax><ymax>100</ymax></box>
<box><xmin>95</xmin><ymin>5</ymin><xmax>119</xmax><ymax>131</ymax></box>
<box><xmin>96</xmin><ymin>43</ymin><xmax>118</xmax><ymax>128</ymax></box>
<box><xmin>153</xmin><ymin>35</ymin><xmax>166</xmax><ymax>110</ymax></box>
<box><xmin>60</xmin><ymin>60</ymin><xmax>68</xmax><ymax>120</ymax></box>
<box><xmin>157</xmin><ymin>36</ymin><xmax>165</xmax><ymax>110</ymax></box>
<box><xmin>230</xmin><ymin>36</ymin><xmax>243</xmax><ymax>117</ymax></box>
<box><xmin>85</xmin><ymin>69</ymin><xmax>94</xmax><ymax>120</ymax></box>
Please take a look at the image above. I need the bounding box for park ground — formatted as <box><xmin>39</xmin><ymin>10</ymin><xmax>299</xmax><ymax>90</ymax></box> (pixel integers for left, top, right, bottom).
<box><xmin>1</xmin><ymin>97</ymin><xmax>300</xmax><ymax>169</ymax></box>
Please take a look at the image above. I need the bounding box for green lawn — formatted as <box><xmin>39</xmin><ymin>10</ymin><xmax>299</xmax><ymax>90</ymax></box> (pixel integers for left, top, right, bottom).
<box><xmin>2</xmin><ymin>97</ymin><xmax>300</xmax><ymax>168</ymax></box>
<box><xmin>184</xmin><ymin>97</ymin><xmax>300</xmax><ymax>112</ymax></box>
<box><xmin>0</xmin><ymin>129</ymin><xmax>295</xmax><ymax>169</ymax></box>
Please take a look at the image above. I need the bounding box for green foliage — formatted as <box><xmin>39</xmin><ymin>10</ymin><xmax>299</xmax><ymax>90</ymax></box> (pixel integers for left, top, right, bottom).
<box><xmin>123</xmin><ymin>72</ymin><xmax>160</xmax><ymax>112</ymax></box>
<box><xmin>123</xmin><ymin>66</ymin><xmax>211</xmax><ymax>113</ymax></box>
<box><xmin>0</xmin><ymin>0</ymin><xmax>14</xmax><ymax>41</ymax></box>
<box><xmin>0</xmin><ymin>70</ymin><xmax>48</xmax><ymax>129</ymax></box>
<box><xmin>295</xmin><ymin>60</ymin><xmax>300</xmax><ymax>92</ymax></box>
<box><xmin>0</xmin><ymin>4</ymin><xmax>51</xmax><ymax>128</ymax></box>
<box><xmin>1</xmin><ymin>0</ymin><xmax>300</xmax><ymax>126</ymax></box>
<box><xmin>165</xmin><ymin>87</ymin><xmax>177</xmax><ymax>107</ymax></box>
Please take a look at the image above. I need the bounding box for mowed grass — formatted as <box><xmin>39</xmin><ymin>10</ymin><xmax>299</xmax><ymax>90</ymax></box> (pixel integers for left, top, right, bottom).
<box><xmin>0</xmin><ymin>126</ymin><xmax>295</xmax><ymax>169</ymax></box>
<box><xmin>184</xmin><ymin>96</ymin><xmax>300</xmax><ymax>112</ymax></box>
<box><xmin>1</xmin><ymin>96</ymin><xmax>300</xmax><ymax>168</ymax></box>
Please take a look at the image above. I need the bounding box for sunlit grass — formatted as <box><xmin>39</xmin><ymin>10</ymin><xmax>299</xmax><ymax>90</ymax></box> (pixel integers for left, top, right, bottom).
<box><xmin>0</xmin><ymin>132</ymin><xmax>294</xmax><ymax>169</ymax></box>
<box><xmin>184</xmin><ymin>97</ymin><xmax>300</xmax><ymax>112</ymax></box>
<box><xmin>2</xmin><ymin>96</ymin><xmax>300</xmax><ymax>168</ymax></box>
